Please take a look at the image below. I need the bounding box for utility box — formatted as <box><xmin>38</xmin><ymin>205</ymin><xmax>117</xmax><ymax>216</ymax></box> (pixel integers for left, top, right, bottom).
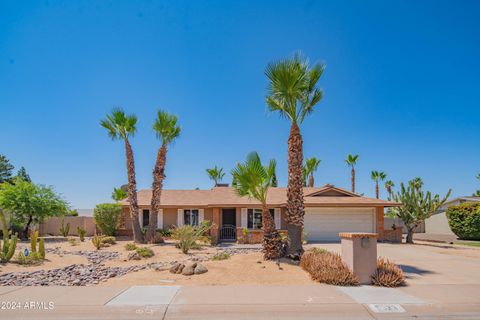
<box><xmin>339</xmin><ymin>232</ymin><xmax>378</xmax><ymax>284</ymax></box>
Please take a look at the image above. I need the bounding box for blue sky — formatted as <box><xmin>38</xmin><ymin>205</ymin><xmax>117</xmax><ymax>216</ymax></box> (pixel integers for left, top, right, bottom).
<box><xmin>1</xmin><ymin>1</ymin><xmax>479</xmax><ymax>209</ymax></box>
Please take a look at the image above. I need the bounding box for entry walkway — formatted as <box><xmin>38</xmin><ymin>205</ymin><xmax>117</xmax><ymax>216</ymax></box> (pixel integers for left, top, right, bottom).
<box><xmin>0</xmin><ymin>284</ymin><xmax>479</xmax><ymax>319</ymax></box>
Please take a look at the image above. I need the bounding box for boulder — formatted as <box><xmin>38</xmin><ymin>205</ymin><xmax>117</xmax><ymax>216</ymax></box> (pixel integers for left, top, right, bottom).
<box><xmin>194</xmin><ymin>263</ymin><xmax>208</xmax><ymax>275</ymax></box>
<box><xmin>169</xmin><ymin>263</ymin><xmax>183</xmax><ymax>274</ymax></box>
<box><xmin>127</xmin><ymin>252</ymin><xmax>141</xmax><ymax>261</ymax></box>
<box><xmin>181</xmin><ymin>262</ymin><xmax>197</xmax><ymax>276</ymax></box>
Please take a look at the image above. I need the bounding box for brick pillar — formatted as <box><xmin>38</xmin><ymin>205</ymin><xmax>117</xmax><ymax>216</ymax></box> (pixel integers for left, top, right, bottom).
<box><xmin>211</xmin><ymin>207</ymin><xmax>220</xmax><ymax>242</ymax></box>
<box><xmin>376</xmin><ymin>206</ymin><xmax>385</xmax><ymax>240</ymax></box>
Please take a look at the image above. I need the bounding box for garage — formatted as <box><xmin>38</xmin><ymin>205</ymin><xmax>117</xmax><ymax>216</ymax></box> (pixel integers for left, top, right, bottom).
<box><xmin>304</xmin><ymin>207</ymin><xmax>375</xmax><ymax>242</ymax></box>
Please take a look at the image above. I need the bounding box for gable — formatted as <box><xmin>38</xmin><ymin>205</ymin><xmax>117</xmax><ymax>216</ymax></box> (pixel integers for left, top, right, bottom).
<box><xmin>306</xmin><ymin>185</ymin><xmax>359</xmax><ymax>197</ymax></box>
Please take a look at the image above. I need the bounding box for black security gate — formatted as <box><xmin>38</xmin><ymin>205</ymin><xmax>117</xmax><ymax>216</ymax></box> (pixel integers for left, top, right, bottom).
<box><xmin>220</xmin><ymin>224</ymin><xmax>236</xmax><ymax>241</ymax></box>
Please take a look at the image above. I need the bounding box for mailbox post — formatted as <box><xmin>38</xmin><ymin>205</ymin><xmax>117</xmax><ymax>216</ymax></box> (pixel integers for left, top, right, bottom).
<box><xmin>339</xmin><ymin>232</ymin><xmax>378</xmax><ymax>284</ymax></box>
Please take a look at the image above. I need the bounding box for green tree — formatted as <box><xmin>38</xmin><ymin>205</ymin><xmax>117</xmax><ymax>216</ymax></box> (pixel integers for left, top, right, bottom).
<box><xmin>473</xmin><ymin>173</ymin><xmax>480</xmax><ymax>197</ymax></box>
<box><xmin>16</xmin><ymin>166</ymin><xmax>31</xmax><ymax>182</ymax></box>
<box><xmin>303</xmin><ymin>157</ymin><xmax>321</xmax><ymax>187</ymax></box>
<box><xmin>100</xmin><ymin>108</ymin><xmax>143</xmax><ymax>243</ymax></box>
<box><xmin>390</xmin><ymin>179</ymin><xmax>451</xmax><ymax>244</ymax></box>
<box><xmin>231</xmin><ymin>152</ymin><xmax>282</xmax><ymax>259</ymax></box>
<box><xmin>111</xmin><ymin>187</ymin><xmax>128</xmax><ymax>201</ymax></box>
<box><xmin>0</xmin><ymin>179</ymin><xmax>69</xmax><ymax>239</ymax></box>
<box><xmin>345</xmin><ymin>154</ymin><xmax>359</xmax><ymax>193</ymax></box>
<box><xmin>146</xmin><ymin>110</ymin><xmax>181</xmax><ymax>242</ymax></box>
<box><xmin>384</xmin><ymin>180</ymin><xmax>395</xmax><ymax>199</ymax></box>
<box><xmin>206</xmin><ymin>165</ymin><xmax>225</xmax><ymax>187</ymax></box>
<box><xmin>93</xmin><ymin>203</ymin><xmax>122</xmax><ymax>236</ymax></box>
<box><xmin>0</xmin><ymin>155</ymin><xmax>14</xmax><ymax>184</ymax></box>
<box><xmin>265</xmin><ymin>54</ymin><xmax>325</xmax><ymax>259</ymax></box>
<box><xmin>371</xmin><ymin>171</ymin><xmax>387</xmax><ymax>199</ymax></box>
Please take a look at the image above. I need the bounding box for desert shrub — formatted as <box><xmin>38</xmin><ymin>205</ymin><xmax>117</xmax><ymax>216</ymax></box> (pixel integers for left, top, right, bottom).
<box><xmin>172</xmin><ymin>221</ymin><xmax>212</xmax><ymax>254</ymax></box>
<box><xmin>157</xmin><ymin>228</ymin><xmax>172</xmax><ymax>238</ymax></box>
<box><xmin>446</xmin><ymin>202</ymin><xmax>480</xmax><ymax>240</ymax></box>
<box><xmin>68</xmin><ymin>237</ymin><xmax>79</xmax><ymax>246</ymax></box>
<box><xmin>59</xmin><ymin>219</ymin><xmax>70</xmax><ymax>237</ymax></box>
<box><xmin>300</xmin><ymin>250</ymin><xmax>358</xmax><ymax>286</ymax></box>
<box><xmin>91</xmin><ymin>233</ymin><xmax>102</xmax><ymax>250</ymax></box>
<box><xmin>124</xmin><ymin>243</ymin><xmax>137</xmax><ymax>251</ymax></box>
<box><xmin>372</xmin><ymin>258</ymin><xmax>405</xmax><ymax>287</ymax></box>
<box><xmin>212</xmin><ymin>252</ymin><xmax>230</xmax><ymax>261</ymax></box>
<box><xmin>136</xmin><ymin>246</ymin><xmax>154</xmax><ymax>258</ymax></box>
<box><xmin>93</xmin><ymin>203</ymin><xmax>121</xmax><ymax>236</ymax></box>
<box><xmin>77</xmin><ymin>226</ymin><xmax>86</xmax><ymax>242</ymax></box>
<box><xmin>17</xmin><ymin>251</ymin><xmax>43</xmax><ymax>265</ymax></box>
<box><xmin>100</xmin><ymin>236</ymin><xmax>116</xmax><ymax>245</ymax></box>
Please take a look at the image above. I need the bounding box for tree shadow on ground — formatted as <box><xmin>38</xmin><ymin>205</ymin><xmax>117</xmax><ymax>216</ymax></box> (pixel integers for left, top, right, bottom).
<box><xmin>399</xmin><ymin>264</ymin><xmax>434</xmax><ymax>277</ymax></box>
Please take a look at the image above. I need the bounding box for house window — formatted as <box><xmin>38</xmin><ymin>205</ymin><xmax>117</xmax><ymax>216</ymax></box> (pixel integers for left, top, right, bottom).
<box><xmin>247</xmin><ymin>208</ymin><xmax>275</xmax><ymax>229</ymax></box>
<box><xmin>184</xmin><ymin>209</ymin><xmax>199</xmax><ymax>226</ymax></box>
<box><xmin>142</xmin><ymin>209</ymin><xmax>150</xmax><ymax>228</ymax></box>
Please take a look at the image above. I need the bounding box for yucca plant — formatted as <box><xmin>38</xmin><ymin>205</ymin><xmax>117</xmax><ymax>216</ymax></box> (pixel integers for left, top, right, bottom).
<box><xmin>372</xmin><ymin>258</ymin><xmax>405</xmax><ymax>287</ymax></box>
<box><xmin>59</xmin><ymin>218</ymin><xmax>70</xmax><ymax>237</ymax></box>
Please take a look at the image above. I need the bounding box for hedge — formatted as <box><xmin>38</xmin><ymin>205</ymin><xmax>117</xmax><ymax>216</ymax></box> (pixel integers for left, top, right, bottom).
<box><xmin>446</xmin><ymin>202</ymin><xmax>480</xmax><ymax>240</ymax></box>
<box><xmin>93</xmin><ymin>203</ymin><xmax>121</xmax><ymax>236</ymax></box>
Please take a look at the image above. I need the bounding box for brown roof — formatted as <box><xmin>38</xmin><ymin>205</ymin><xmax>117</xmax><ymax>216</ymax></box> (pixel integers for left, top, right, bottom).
<box><xmin>121</xmin><ymin>185</ymin><xmax>400</xmax><ymax>208</ymax></box>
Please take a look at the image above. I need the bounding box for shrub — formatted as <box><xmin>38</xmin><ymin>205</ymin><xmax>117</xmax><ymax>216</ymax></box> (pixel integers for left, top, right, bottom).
<box><xmin>68</xmin><ymin>237</ymin><xmax>79</xmax><ymax>246</ymax></box>
<box><xmin>157</xmin><ymin>228</ymin><xmax>172</xmax><ymax>238</ymax></box>
<box><xmin>372</xmin><ymin>258</ymin><xmax>405</xmax><ymax>287</ymax></box>
<box><xmin>136</xmin><ymin>247</ymin><xmax>154</xmax><ymax>258</ymax></box>
<box><xmin>100</xmin><ymin>236</ymin><xmax>116</xmax><ymax>245</ymax></box>
<box><xmin>59</xmin><ymin>219</ymin><xmax>70</xmax><ymax>237</ymax></box>
<box><xmin>93</xmin><ymin>203</ymin><xmax>121</xmax><ymax>236</ymax></box>
<box><xmin>124</xmin><ymin>243</ymin><xmax>137</xmax><ymax>251</ymax></box>
<box><xmin>77</xmin><ymin>226</ymin><xmax>86</xmax><ymax>242</ymax></box>
<box><xmin>212</xmin><ymin>252</ymin><xmax>230</xmax><ymax>261</ymax></box>
<box><xmin>300</xmin><ymin>250</ymin><xmax>358</xmax><ymax>286</ymax></box>
<box><xmin>91</xmin><ymin>233</ymin><xmax>102</xmax><ymax>250</ymax></box>
<box><xmin>446</xmin><ymin>202</ymin><xmax>480</xmax><ymax>240</ymax></box>
<box><xmin>311</xmin><ymin>247</ymin><xmax>328</xmax><ymax>254</ymax></box>
<box><xmin>17</xmin><ymin>251</ymin><xmax>43</xmax><ymax>265</ymax></box>
<box><xmin>172</xmin><ymin>221</ymin><xmax>212</xmax><ymax>254</ymax></box>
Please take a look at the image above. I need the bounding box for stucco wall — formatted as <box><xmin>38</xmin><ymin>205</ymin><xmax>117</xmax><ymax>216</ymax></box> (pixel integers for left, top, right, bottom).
<box><xmin>39</xmin><ymin>216</ymin><xmax>96</xmax><ymax>236</ymax></box>
<box><xmin>425</xmin><ymin>211</ymin><xmax>455</xmax><ymax>235</ymax></box>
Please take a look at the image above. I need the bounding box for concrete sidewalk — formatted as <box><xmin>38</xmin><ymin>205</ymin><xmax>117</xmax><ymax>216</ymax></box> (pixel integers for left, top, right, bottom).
<box><xmin>0</xmin><ymin>284</ymin><xmax>480</xmax><ymax>319</ymax></box>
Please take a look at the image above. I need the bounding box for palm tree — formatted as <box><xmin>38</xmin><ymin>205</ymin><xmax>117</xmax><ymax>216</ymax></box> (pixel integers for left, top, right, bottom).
<box><xmin>371</xmin><ymin>171</ymin><xmax>387</xmax><ymax>199</ymax></box>
<box><xmin>206</xmin><ymin>166</ymin><xmax>225</xmax><ymax>187</ymax></box>
<box><xmin>303</xmin><ymin>157</ymin><xmax>321</xmax><ymax>187</ymax></box>
<box><xmin>100</xmin><ymin>108</ymin><xmax>143</xmax><ymax>242</ymax></box>
<box><xmin>384</xmin><ymin>180</ymin><xmax>395</xmax><ymax>199</ymax></box>
<box><xmin>111</xmin><ymin>187</ymin><xmax>127</xmax><ymax>201</ymax></box>
<box><xmin>410</xmin><ymin>177</ymin><xmax>424</xmax><ymax>190</ymax></box>
<box><xmin>231</xmin><ymin>152</ymin><xmax>282</xmax><ymax>259</ymax></box>
<box><xmin>265</xmin><ymin>54</ymin><xmax>324</xmax><ymax>259</ymax></box>
<box><xmin>146</xmin><ymin>111</ymin><xmax>181</xmax><ymax>242</ymax></box>
<box><xmin>345</xmin><ymin>154</ymin><xmax>359</xmax><ymax>193</ymax></box>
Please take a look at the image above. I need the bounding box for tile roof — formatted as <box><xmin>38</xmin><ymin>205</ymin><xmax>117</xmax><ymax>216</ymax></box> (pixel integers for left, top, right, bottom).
<box><xmin>121</xmin><ymin>185</ymin><xmax>400</xmax><ymax>208</ymax></box>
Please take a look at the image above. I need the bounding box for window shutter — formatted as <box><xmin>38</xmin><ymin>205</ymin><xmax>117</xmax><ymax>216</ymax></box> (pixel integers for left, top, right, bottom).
<box><xmin>241</xmin><ymin>208</ymin><xmax>248</xmax><ymax>228</ymax></box>
<box><xmin>274</xmin><ymin>208</ymin><xmax>281</xmax><ymax>230</ymax></box>
<box><xmin>177</xmin><ymin>209</ymin><xmax>184</xmax><ymax>227</ymax></box>
<box><xmin>198</xmin><ymin>209</ymin><xmax>204</xmax><ymax>223</ymax></box>
<box><xmin>157</xmin><ymin>209</ymin><xmax>163</xmax><ymax>229</ymax></box>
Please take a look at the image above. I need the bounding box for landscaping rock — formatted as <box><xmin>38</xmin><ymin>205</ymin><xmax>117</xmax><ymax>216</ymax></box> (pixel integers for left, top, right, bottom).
<box><xmin>127</xmin><ymin>252</ymin><xmax>141</xmax><ymax>260</ymax></box>
<box><xmin>169</xmin><ymin>263</ymin><xmax>183</xmax><ymax>274</ymax></box>
<box><xmin>181</xmin><ymin>262</ymin><xmax>197</xmax><ymax>276</ymax></box>
<box><xmin>194</xmin><ymin>263</ymin><xmax>208</xmax><ymax>274</ymax></box>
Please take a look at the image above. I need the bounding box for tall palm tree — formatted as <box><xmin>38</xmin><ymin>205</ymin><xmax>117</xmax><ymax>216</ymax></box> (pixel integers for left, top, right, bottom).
<box><xmin>410</xmin><ymin>177</ymin><xmax>424</xmax><ymax>190</ymax></box>
<box><xmin>111</xmin><ymin>187</ymin><xmax>127</xmax><ymax>201</ymax></box>
<box><xmin>265</xmin><ymin>54</ymin><xmax>324</xmax><ymax>259</ymax></box>
<box><xmin>146</xmin><ymin>111</ymin><xmax>181</xmax><ymax>242</ymax></box>
<box><xmin>100</xmin><ymin>108</ymin><xmax>143</xmax><ymax>242</ymax></box>
<box><xmin>231</xmin><ymin>152</ymin><xmax>281</xmax><ymax>259</ymax></box>
<box><xmin>206</xmin><ymin>166</ymin><xmax>225</xmax><ymax>187</ymax></box>
<box><xmin>345</xmin><ymin>154</ymin><xmax>359</xmax><ymax>193</ymax></box>
<box><xmin>384</xmin><ymin>180</ymin><xmax>395</xmax><ymax>199</ymax></box>
<box><xmin>303</xmin><ymin>157</ymin><xmax>321</xmax><ymax>187</ymax></box>
<box><xmin>371</xmin><ymin>171</ymin><xmax>387</xmax><ymax>199</ymax></box>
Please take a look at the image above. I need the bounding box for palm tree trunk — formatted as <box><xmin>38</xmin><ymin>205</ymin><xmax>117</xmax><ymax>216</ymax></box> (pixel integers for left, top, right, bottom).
<box><xmin>146</xmin><ymin>144</ymin><xmax>167</xmax><ymax>242</ymax></box>
<box><xmin>308</xmin><ymin>175</ymin><xmax>314</xmax><ymax>188</ymax></box>
<box><xmin>351</xmin><ymin>167</ymin><xmax>355</xmax><ymax>193</ymax></box>
<box><xmin>375</xmin><ymin>181</ymin><xmax>379</xmax><ymax>199</ymax></box>
<box><xmin>285</xmin><ymin>122</ymin><xmax>305</xmax><ymax>259</ymax></box>
<box><xmin>262</xmin><ymin>203</ymin><xmax>281</xmax><ymax>260</ymax></box>
<box><xmin>125</xmin><ymin>139</ymin><xmax>143</xmax><ymax>243</ymax></box>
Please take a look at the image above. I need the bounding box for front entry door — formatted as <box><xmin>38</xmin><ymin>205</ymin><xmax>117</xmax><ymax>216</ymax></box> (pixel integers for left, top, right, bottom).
<box><xmin>220</xmin><ymin>208</ymin><xmax>236</xmax><ymax>241</ymax></box>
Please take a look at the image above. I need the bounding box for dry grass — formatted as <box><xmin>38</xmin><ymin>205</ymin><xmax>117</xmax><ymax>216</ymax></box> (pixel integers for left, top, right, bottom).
<box><xmin>300</xmin><ymin>250</ymin><xmax>358</xmax><ymax>286</ymax></box>
<box><xmin>371</xmin><ymin>257</ymin><xmax>405</xmax><ymax>287</ymax></box>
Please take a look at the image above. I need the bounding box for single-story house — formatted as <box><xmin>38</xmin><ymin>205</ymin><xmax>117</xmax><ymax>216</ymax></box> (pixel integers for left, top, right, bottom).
<box><xmin>119</xmin><ymin>184</ymin><xmax>400</xmax><ymax>242</ymax></box>
<box><xmin>425</xmin><ymin>196</ymin><xmax>480</xmax><ymax>235</ymax></box>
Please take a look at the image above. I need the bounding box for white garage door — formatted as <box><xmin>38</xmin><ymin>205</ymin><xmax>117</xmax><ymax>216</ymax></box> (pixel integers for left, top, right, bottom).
<box><xmin>304</xmin><ymin>207</ymin><xmax>375</xmax><ymax>242</ymax></box>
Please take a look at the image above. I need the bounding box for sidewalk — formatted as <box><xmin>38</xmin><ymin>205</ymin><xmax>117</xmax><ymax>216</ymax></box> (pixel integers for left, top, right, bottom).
<box><xmin>1</xmin><ymin>284</ymin><xmax>480</xmax><ymax>319</ymax></box>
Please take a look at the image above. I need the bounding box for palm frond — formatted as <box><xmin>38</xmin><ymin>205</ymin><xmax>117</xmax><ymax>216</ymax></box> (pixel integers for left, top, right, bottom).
<box><xmin>153</xmin><ymin>110</ymin><xmax>181</xmax><ymax>145</ymax></box>
<box><xmin>100</xmin><ymin>108</ymin><xmax>137</xmax><ymax>140</ymax></box>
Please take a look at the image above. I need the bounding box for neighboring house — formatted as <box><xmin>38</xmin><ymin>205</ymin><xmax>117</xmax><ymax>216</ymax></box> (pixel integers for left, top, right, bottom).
<box><xmin>425</xmin><ymin>196</ymin><xmax>480</xmax><ymax>235</ymax></box>
<box><xmin>119</xmin><ymin>184</ymin><xmax>399</xmax><ymax>243</ymax></box>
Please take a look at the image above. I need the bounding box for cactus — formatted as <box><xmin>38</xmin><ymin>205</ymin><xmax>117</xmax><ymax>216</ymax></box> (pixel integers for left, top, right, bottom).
<box><xmin>91</xmin><ymin>233</ymin><xmax>102</xmax><ymax>250</ymax></box>
<box><xmin>0</xmin><ymin>234</ymin><xmax>18</xmax><ymax>263</ymax></box>
<box><xmin>59</xmin><ymin>218</ymin><xmax>70</xmax><ymax>237</ymax></box>
<box><xmin>38</xmin><ymin>237</ymin><xmax>45</xmax><ymax>259</ymax></box>
<box><xmin>77</xmin><ymin>226</ymin><xmax>86</xmax><ymax>242</ymax></box>
<box><xmin>30</xmin><ymin>230</ymin><xmax>39</xmax><ymax>253</ymax></box>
